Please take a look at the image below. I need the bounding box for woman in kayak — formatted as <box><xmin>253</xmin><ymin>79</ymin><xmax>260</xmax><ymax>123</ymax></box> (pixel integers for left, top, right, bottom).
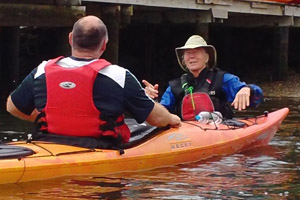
<box><xmin>143</xmin><ymin>35</ymin><xmax>263</xmax><ymax>120</ymax></box>
<box><xmin>6</xmin><ymin>15</ymin><xmax>181</xmax><ymax>146</ymax></box>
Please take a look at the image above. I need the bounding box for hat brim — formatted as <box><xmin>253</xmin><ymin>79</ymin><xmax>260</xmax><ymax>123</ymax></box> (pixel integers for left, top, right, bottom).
<box><xmin>175</xmin><ymin>45</ymin><xmax>217</xmax><ymax>71</ymax></box>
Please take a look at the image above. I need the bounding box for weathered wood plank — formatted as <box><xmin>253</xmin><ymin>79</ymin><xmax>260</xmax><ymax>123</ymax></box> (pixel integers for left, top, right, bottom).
<box><xmin>0</xmin><ymin>4</ymin><xmax>85</xmax><ymax>26</ymax></box>
<box><xmin>285</xmin><ymin>5</ymin><xmax>300</xmax><ymax>17</ymax></box>
<box><xmin>224</xmin><ymin>14</ymin><xmax>294</xmax><ymax>27</ymax></box>
<box><xmin>211</xmin><ymin>7</ymin><xmax>228</xmax><ymax>18</ymax></box>
<box><xmin>126</xmin><ymin>7</ymin><xmax>213</xmax><ymax>24</ymax></box>
<box><xmin>0</xmin><ymin>0</ymin><xmax>81</xmax><ymax>6</ymax></box>
<box><xmin>295</xmin><ymin>17</ymin><xmax>300</xmax><ymax>25</ymax></box>
<box><xmin>251</xmin><ymin>2</ymin><xmax>272</xmax><ymax>8</ymax></box>
<box><xmin>0</xmin><ymin>0</ymin><xmax>55</xmax><ymax>4</ymax></box>
<box><xmin>82</xmin><ymin>0</ymin><xmax>300</xmax><ymax>17</ymax></box>
<box><xmin>200</xmin><ymin>0</ymin><xmax>233</xmax><ymax>6</ymax></box>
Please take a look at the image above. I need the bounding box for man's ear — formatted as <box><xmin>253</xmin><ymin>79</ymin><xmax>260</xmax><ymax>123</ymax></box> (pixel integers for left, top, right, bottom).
<box><xmin>68</xmin><ymin>32</ymin><xmax>73</xmax><ymax>46</ymax></box>
<box><xmin>99</xmin><ymin>39</ymin><xmax>107</xmax><ymax>55</ymax></box>
<box><xmin>101</xmin><ymin>40</ymin><xmax>107</xmax><ymax>52</ymax></box>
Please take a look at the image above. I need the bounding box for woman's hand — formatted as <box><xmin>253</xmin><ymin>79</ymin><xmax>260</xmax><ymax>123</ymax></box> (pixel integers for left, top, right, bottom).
<box><xmin>231</xmin><ymin>86</ymin><xmax>251</xmax><ymax>111</ymax></box>
<box><xmin>142</xmin><ymin>80</ymin><xmax>159</xmax><ymax>99</ymax></box>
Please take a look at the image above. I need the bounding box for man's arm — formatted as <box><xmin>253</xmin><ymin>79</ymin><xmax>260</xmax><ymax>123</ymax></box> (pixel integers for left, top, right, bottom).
<box><xmin>6</xmin><ymin>95</ymin><xmax>38</xmax><ymax>122</ymax></box>
<box><xmin>146</xmin><ymin>102</ymin><xmax>181</xmax><ymax>127</ymax></box>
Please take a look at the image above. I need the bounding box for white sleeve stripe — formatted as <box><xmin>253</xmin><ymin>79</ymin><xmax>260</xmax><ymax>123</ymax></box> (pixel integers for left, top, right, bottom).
<box><xmin>34</xmin><ymin>61</ymin><xmax>48</xmax><ymax>79</ymax></box>
<box><xmin>99</xmin><ymin>65</ymin><xmax>126</xmax><ymax>88</ymax></box>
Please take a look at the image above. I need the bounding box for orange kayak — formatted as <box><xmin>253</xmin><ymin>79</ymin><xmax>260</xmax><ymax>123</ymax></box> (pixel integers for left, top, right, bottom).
<box><xmin>0</xmin><ymin>108</ymin><xmax>289</xmax><ymax>184</ymax></box>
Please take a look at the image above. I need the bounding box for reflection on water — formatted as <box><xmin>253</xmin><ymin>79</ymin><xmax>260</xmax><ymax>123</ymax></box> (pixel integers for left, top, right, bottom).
<box><xmin>0</xmin><ymin>97</ymin><xmax>299</xmax><ymax>199</ymax></box>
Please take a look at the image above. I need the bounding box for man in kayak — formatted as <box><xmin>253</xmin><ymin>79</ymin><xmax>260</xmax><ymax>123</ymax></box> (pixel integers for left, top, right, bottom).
<box><xmin>6</xmin><ymin>15</ymin><xmax>181</xmax><ymax>145</ymax></box>
<box><xmin>143</xmin><ymin>35</ymin><xmax>263</xmax><ymax>120</ymax></box>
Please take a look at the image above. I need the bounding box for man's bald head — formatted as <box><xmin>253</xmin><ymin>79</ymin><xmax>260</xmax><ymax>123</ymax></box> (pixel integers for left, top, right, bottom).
<box><xmin>71</xmin><ymin>15</ymin><xmax>108</xmax><ymax>52</ymax></box>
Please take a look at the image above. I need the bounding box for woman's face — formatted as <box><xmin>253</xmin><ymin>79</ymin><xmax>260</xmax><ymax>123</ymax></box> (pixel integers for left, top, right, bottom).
<box><xmin>183</xmin><ymin>48</ymin><xmax>209</xmax><ymax>76</ymax></box>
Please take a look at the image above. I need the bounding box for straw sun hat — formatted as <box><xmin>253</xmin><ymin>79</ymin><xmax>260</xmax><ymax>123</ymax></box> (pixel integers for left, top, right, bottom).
<box><xmin>175</xmin><ymin>35</ymin><xmax>217</xmax><ymax>71</ymax></box>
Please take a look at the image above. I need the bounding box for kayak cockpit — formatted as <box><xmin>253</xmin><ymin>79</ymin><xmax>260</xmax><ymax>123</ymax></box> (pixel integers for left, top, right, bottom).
<box><xmin>0</xmin><ymin>144</ymin><xmax>35</xmax><ymax>159</ymax></box>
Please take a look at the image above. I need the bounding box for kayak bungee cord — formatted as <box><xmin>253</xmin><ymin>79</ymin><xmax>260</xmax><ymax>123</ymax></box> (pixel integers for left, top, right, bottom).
<box><xmin>182</xmin><ymin>111</ymin><xmax>269</xmax><ymax>131</ymax></box>
<box><xmin>30</xmin><ymin>142</ymin><xmax>55</xmax><ymax>156</ymax></box>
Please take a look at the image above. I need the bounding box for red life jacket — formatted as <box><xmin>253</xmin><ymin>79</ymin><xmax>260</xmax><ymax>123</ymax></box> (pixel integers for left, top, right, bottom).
<box><xmin>181</xmin><ymin>92</ymin><xmax>214</xmax><ymax>121</ymax></box>
<box><xmin>39</xmin><ymin>56</ymin><xmax>131</xmax><ymax>143</ymax></box>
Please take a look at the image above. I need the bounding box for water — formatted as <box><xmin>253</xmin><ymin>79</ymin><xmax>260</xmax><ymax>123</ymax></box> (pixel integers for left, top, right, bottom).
<box><xmin>0</xmin><ymin>97</ymin><xmax>299</xmax><ymax>200</ymax></box>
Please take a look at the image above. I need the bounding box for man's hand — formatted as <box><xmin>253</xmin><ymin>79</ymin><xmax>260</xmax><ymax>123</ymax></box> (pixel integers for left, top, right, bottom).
<box><xmin>142</xmin><ymin>80</ymin><xmax>159</xmax><ymax>99</ymax></box>
<box><xmin>169</xmin><ymin>114</ymin><xmax>181</xmax><ymax>128</ymax></box>
<box><xmin>231</xmin><ymin>87</ymin><xmax>251</xmax><ymax>111</ymax></box>
<box><xmin>146</xmin><ymin>102</ymin><xmax>181</xmax><ymax>128</ymax></box>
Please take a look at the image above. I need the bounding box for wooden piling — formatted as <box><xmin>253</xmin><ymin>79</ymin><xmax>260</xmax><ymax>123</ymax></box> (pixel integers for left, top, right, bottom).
<box><xmin>273</xmin><ymin>26</ymin><xmax>289</xmax><ymax>80</ymax></box>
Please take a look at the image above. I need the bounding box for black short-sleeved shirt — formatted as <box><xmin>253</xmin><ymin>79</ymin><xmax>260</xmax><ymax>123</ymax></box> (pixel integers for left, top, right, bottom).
<box><xmin>10</xmin><ymin>57</ymin><xmax>154</xmax><ymax>123</ymax></box>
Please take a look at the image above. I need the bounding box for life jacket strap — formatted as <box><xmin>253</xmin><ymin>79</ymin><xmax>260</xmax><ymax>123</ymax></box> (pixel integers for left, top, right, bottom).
<box><xmin>100</xmin><ymin>120</ymin><xmax>125</xmax><ymax>132</ymax></box>
<box><xmin>34</xmin><ymin>111</ymin><xmax>48</xmax><ymax>132</ymax></box>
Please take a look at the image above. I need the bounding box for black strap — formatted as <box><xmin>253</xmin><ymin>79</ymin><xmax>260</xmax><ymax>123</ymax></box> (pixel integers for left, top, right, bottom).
<box><xmin>199</xmin><ymin>70</ymin><xmax>214</xmax><ymax>94</ymax></box>
<box><xmin>100</xmin><ymin>120</ymin><xmax>125</xmax><ymax>132</ymax></box>
<box><xmin>27</xmin><ymin>111</ymin><xmax>48</xmax><ymax>143</ymax></box>
<box><xmin>34</xmin><ymin>112</ymin><xmax>48</xmax><ymax>133</ymax></box>
<box><xmin>33</xmin><ymin>112</ymin><xmax>43</xmax><ymax>125</ymax></box>
<box><xmin>99</xmin><ymin>114</ymin><xmax>125</xmax><ymax>143</ymax></box>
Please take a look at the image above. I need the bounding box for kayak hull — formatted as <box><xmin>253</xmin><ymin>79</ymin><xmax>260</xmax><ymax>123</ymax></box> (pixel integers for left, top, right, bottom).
<box><xmin>0</xmin><ymin>108</ymin><xmax>289</xmax><ymax>184</ymax></box>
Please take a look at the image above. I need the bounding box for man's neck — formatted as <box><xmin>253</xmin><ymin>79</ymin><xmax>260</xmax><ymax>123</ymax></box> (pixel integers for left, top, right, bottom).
<box><xmin>191</xmin><ymin>68</ymin><xmax>205</xmax><ymax>78</ymax></box>
<box><xmin>71</xmin><ymin>51</ymin><xmax>99</xmax><ymax>60</ymax></box>
<box><xmin>69</xmin><ymin>56</ymin><xmax>96</xmax><ymax>61</ymax></box>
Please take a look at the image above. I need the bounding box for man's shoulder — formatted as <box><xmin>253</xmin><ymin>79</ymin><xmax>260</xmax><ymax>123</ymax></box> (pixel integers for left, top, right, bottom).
<box><xmin>98</xmin><ymin>65</ymin><xmax>131</xmax><ymax>88</ymax></box>
<box><xmin>100</xmin><ymin>64</ymin><xmax>127</xmax><ymax>74</ymax></box>
<box><xmin>34</xmin><ymin>60</ymin><xmax>53</xmax><ymax>79</ymax></box>
<box><xmin>210</xmin><ymin>67</ymin><xmax>226</xmax><ymax>74</ymax></box>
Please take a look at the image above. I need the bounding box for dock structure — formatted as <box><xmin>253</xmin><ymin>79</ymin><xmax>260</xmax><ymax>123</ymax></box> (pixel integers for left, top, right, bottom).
<box><xmin>0</xmin><ymin>0</ymin><xmax>299</xmax><ymax>27</ymax></box>
<box><xmin>0</xmin><ymin>0</ymin><xmax>300</xmax><ymax>109</ymax></box>
<box><xmin>82</xmin><ymin>0</ymin><xmax>300</xmax><ymax>26</ymax></box>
